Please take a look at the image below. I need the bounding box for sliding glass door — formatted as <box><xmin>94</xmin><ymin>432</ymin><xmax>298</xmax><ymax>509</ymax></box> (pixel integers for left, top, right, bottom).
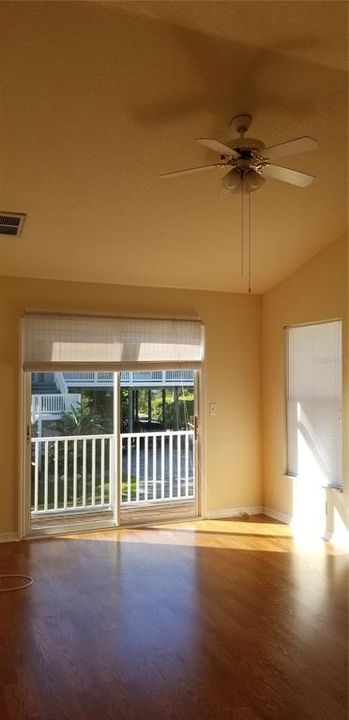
<box><xmin>26</xmin><ymin>369</ymin><xmax>200</xmax><ymax>534</ymax></box>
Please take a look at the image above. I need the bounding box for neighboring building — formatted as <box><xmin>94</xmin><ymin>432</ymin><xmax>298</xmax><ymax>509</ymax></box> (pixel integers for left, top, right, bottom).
<box><xmin>31</xmin><ymin>371</ymin><xmax>194</xmax><ymax>435</ymax></box>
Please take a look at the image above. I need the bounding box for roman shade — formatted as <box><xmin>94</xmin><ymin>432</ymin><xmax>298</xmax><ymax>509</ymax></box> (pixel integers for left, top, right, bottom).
<box><xmin>22</xmin><ymin>314</ymin><xmax>204</xmax><ymax>371</ymax></box>
<box><xmin>286</xmin><ymin>320</ymin><xmax>342</xmax><ymax>488</ymax></box>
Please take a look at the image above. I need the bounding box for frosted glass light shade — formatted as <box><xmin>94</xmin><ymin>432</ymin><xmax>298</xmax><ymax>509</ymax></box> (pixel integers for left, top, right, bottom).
<box><xmin>222</xmin><ymin>169</ymin><xmax>265</xmax><ymax>194</ymax></box>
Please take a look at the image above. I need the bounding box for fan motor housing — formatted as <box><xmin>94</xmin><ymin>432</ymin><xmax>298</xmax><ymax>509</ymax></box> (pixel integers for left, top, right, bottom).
<box><xmin>230</xmin><ymin>137</ymin><xmax>265</xmax><ymax>152</ymax></box>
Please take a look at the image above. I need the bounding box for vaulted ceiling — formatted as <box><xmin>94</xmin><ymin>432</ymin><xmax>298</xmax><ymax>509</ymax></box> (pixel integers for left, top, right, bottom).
<box><xmin>0</xmin><ymin>1</ymin><xmax>347</xmax><ymax>293</ymax></box>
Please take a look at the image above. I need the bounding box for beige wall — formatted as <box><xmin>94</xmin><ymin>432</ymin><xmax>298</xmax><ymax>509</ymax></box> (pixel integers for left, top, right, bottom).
<box><xmin>262</xmin><ymin>235</ymin><xmax>347</xmax><ymax>535</ymax></box>
<box><xmin>0</xmin><ymin>276</ymin><xmax>262</xmax><ymax>535</ymax></box>
<box><xmin>1</xmin><ymin>236</ymin><xmax>346</xmax><ymax>538</ymax></box>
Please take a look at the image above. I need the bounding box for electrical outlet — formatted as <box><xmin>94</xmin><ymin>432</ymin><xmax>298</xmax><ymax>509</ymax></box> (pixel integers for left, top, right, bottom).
<box><xmin>209</xmin><ymin>403</ymin><xmax>217</xmax><ymax>416</ymax></box>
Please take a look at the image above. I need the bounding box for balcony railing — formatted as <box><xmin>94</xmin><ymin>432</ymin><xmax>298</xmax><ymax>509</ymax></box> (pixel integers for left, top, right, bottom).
<box><xmin>31</xmin><ymin>434</ymin><xmax>114</xmax><ymax>514</ymax></box>
<box><xmin>31</xmin><ymin>393</ymin><xmax>81</xmax><ymax>423</ymax></box>
<box><xmin>61</xmin><ymin>370</ymin><xmax>194</xmax><ymax>387</ymax></box>
<box><xmin>121</xmin><ymin>430</ymin><xmax>194</xmax><ymax>504</ymax></box>
<box><xmin>31</xmin><ymin>429</ymin><xmax>194</xmax><ymax>516</ymax></box>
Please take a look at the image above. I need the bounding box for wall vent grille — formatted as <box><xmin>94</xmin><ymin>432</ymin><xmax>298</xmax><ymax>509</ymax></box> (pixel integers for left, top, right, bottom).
<box><xmin>0</xmin><ymin>212</ymin><xmax>26</xmax><ymax>237</ymax></box>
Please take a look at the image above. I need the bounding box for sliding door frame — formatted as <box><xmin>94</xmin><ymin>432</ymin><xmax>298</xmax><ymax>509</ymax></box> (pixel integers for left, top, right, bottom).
<box><xmin>119</xmin><ymin>368</ymin><xmax>204</xmax><ymax>524</ymax></box>
<box><xmin>19</xmin><ymin>370</ymin><xmax>31</xmax><ymax>539</ymax></box>
<box><xmin>19</xmin><ymin>367</ymin><xmax>206</xmax><ymax>538</ymax></box>
<box><xmin>113</xmin><ymin>372</ymin><xmax>120</xmax><ymax>527</ymax></box>
<box><xmin>197</xmin><ymin>366</ymin><xmax>206</xmax><ymax>519</ymax></box>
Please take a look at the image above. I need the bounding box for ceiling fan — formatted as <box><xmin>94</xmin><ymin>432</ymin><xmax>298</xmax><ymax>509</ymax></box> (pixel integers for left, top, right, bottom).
<box><xmin>161</xmin><ymin>114</ymin><xmax>318</xmax><ymax>193</ymax></box>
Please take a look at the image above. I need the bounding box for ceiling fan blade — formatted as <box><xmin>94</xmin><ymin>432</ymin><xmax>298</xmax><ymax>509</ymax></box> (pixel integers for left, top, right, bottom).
<box><xmin>161</xmin><ymin>163</ymin><xmax>224</xmax><ymax>178</ymax></box>
<box><xmin>263</xmin><ymin>136</ymin><xmax>318</xmax><ymax>161</ymax></box>
<box><xmin>263</xmin><ymin>164</ymin><xmax>314</xmax><ymax>187</ymax></box>
<box><xmin>196</xmin><ymin>138</ymin><xmax>240</xmax><ymax>158</ymax></box>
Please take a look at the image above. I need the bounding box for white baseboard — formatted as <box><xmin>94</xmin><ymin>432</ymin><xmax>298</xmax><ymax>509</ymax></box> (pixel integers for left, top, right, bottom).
<box><xmin>206</xmin><ymin>506</ymin><xmax>263</xmax><ymax>520</ymax></box>
<box><xmin>206</xmin><ymin>505</ymin><xmax>293</xmax><ymax>524</ymax></box>
<box><xmin>263</xmin><ymin>506</ymin><xmax>292</xmax><ymax>524</ymax></box>
<box><xmin>0</xmin><ymin>532</ymin><xmax>18</xmax><ymax>543</ymax></box>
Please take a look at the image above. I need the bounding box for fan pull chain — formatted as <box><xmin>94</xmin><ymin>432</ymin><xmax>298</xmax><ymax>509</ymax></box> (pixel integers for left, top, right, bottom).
<box><xmin>240</xmin><ymin>175</ymin><xmax>253</xmax><ymax>292</ymax></box>
<box><xmin>241</xmin><ymin>174</ymin><xmax>244</xmax><ymax>276</ymax></box>
<box><xmin>248</xmin><ymin>190</ymin><xmax>252</xmax><ymax>294</ymax></box>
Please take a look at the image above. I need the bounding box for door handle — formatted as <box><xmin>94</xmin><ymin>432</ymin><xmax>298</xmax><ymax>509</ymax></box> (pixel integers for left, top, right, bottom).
<box><xmin>194</xmin><ymin>415</ymin><xmax>199</xmax><ymax>440</ymax></box>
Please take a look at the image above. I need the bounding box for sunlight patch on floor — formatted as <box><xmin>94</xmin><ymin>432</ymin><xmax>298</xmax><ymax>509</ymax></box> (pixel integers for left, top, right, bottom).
<box><xmin>59</xmin><ymin>515</ymin><xmax>344</xmax><ymax>555</ymax></box>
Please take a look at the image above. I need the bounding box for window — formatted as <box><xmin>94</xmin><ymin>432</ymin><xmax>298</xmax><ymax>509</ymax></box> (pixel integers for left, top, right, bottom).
<box><xmin>286</xmin><ymin>320</ymin><xmax>342</xmax><ymax>488</ymax></box>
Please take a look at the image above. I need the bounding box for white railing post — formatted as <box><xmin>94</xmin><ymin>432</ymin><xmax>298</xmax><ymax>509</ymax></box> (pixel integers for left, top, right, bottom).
<box><xmin>136</xmin><ymin>435</ymin><xmax>140</xmax><ymax>502</ymax></box>
<box><xmin>161</xmin><ymin>434</ymin><xmax>165</xmax><ymax>500</ymax></box>
<box><xmin>127</xmin><ymin>436</ymin><xmax>132</xmax><ymax>503</ymax></box>
<box><xmin>44</xmin><ymin>441</ymin><xmax>49</xmax><ymax>511</ymax></box>
<box><xmin>144</xmin><ymin>435</ymin><xmax>149</xmax><ymax>502</ymax></box>
<box><xmin>119</xmin><ymin>437</ymin><xmax>123</xmax><ymax>506</ymax></box>
<box><xmin>91</xmin><ymin>438</ymin><xmax>96</xmax><ymax>506</ymax></box>
<box><xmin>109</xmin><ymin>436</ymin><xmax>114</xmax><ymax>509</ymax></box>
<box><xmin>177</xmin><ymin>434</ymin><xmax>181</xmax><ymax>498</ymax></box>
<box><xmin>101</xmin><ymin>437</ymin><xmax>105</xmax><ymax>506</ymax></box>
<box><xmin>185</xmin><ymin>433</ymin><xmax>189</xmax><ymax>498</ymax></box>
<box><xmin>152</xmin><ymin>436</ymin><xmax>157</xmax><ymax>501</ymax></box>
<box><xmin>54</xmin><ymin>440</ymin><xmax>58</xmax><ymax>510</ymax></box>
<box><xmin>73</xmin><ymin>439</ymin><xmax>78</xmax><ymax>508</ymax></box>
<box><xmin>169</xmin><ymin>433</ymin><xmax>173</xmax><ymax>499</ymax></box>
<box><xmin>34</xmin><ymin>442</ymin><xmax>39</xmax><ymax>512</ymax></box>
<box><xmin>82</xmin><ymin>438</ymin><xmax>87</xmax><ymax>507</ymax></box>
<box><xmin>64</xmin><ymin>439</ymin><xmax>68</xmax><ymax>508</ymax></box>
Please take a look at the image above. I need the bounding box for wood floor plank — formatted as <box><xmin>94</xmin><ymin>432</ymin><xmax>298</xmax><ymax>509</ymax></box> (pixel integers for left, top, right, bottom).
<box><xmin>0</xmin><ymin>515</ymin><xmax>346</xmax><ymax>719</ymax></box>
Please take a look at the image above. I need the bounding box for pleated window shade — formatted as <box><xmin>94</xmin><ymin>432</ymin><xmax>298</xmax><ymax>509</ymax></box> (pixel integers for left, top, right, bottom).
<box><xmin>22</xmin><ymin>314</ymin><xmax>203</xmax><ymax>370</ymax></box>
<box><xmin>287</xmin><ymin>320</ymin><xmax>342</xmax><ymax>487</ymax></box>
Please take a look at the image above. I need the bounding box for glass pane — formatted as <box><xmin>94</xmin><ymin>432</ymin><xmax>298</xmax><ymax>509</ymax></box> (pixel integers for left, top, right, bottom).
<box><xmin>30</xmin><ymin>372</ymin><xmax>114</xmax><ymax>516</ymax></box>
<box><xmin>119</xmin><ymin>370</ymin><xmax>195</xmax><ymax>504</ymax></box>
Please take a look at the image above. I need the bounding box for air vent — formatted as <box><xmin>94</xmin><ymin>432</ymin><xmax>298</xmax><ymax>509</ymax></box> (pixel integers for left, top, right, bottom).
<box><xmin>0</xmin><ymin>212</ymin><xmax>26</xmax><ymax>237</ymax></box>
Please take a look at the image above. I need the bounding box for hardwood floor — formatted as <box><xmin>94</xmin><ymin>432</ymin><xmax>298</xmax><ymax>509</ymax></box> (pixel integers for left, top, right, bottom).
<box><xmin>0</xmin><ymin>516</ymin><xmax>347</xmax><ymax>719</ymax></box>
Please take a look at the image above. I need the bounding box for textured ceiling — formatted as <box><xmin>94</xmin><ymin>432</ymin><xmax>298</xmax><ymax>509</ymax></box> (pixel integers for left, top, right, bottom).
<box><xmin>0</xmin><ymin>1</ymin><xmax>347</xmax><ymax>293</ymax></box>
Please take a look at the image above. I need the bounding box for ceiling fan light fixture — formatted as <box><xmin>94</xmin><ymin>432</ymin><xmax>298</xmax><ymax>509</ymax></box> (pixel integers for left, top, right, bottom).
<box><xmin>222</xmin><ymin>168</ymin><xmax>265</xmax><ymax>194</ymax></box>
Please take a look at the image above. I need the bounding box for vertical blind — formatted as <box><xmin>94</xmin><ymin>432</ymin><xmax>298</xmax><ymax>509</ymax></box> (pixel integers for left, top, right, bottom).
<box><xmin>22</xmin><ymin>314</ymin><xmax>204</xmax><ymax>370</ymax></box>
<box><xmin>287</xmin><ymin>320</ymin><xmax>342</xmax><ymax>487</ymax></box>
